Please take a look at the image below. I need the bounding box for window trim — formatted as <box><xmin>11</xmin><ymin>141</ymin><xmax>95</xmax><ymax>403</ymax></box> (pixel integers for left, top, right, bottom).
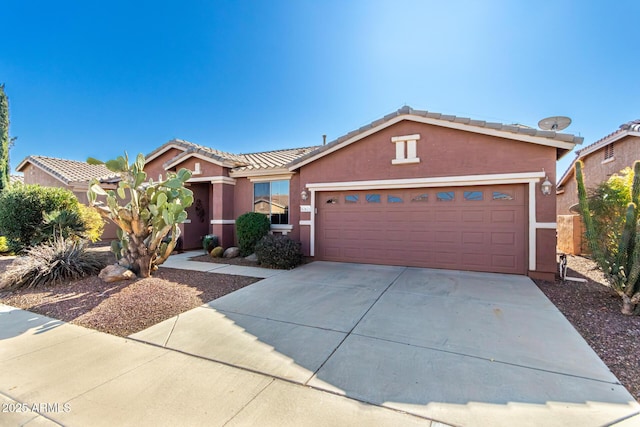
<box><xmin>253</xmin><ymin>179</ymin><xmax>290</xmax><ymax>225</ymax></box>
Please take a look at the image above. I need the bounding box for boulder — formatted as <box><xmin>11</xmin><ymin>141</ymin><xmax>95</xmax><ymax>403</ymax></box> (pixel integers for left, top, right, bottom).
<box><xmin>223</xmin><ymin>247</ymin><xmax>240</xmax><ymax>258</ymax></box>
<box><xmin>244</xmin><ymin>253</ymin><xmax>258</xmax><ymax>262</ymax></box>
<box><xmin>210</xmin><ymin>246</ymin><xmax>224</xmax><ymax>258</ymax></box>
<box><xmin>99</xmin><ymin>264</ymin><xmax>136</xmax><ymax>283</ymax></box>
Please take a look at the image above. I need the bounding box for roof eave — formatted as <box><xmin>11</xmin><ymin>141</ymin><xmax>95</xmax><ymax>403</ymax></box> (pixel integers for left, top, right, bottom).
<box><xmin>290</xmin><ymin>113</ymin><xmax>582</xmax><ymax>171</ymax></box>
<box><xmin>229</xmin><ymin>167</ymin><xmax>294</xmax><ymax>179</ymax></box>
<box><xmin>577</xmin><ymin>130</ymin><xmax>640</xmax><ymax>158</ymax></box>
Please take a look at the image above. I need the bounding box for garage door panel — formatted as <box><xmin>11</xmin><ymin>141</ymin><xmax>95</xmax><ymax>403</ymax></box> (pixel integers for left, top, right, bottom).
<box><xmin>316</xmin><ymin>185</ymin><xmax>526</xmax><ymax>274</ymax></box>
<box><xmin>491</xmin><ymin>232</ymin><xmax>516</xmax><ymax>245</ymax></box>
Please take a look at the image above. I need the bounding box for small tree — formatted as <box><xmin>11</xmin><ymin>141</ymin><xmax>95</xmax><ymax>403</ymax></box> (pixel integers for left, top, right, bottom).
<box><xmin>576</xmin><ymin>160</ymin><xmax>640</xmax><ymax>314</ymax></box>
<box><xmin>87</xmin><ymin>153</ymin><xmax>193</xmax><ymax>277</ymax></box>
<box><xmin>0</xmin><ymin>84</ymin><xmax>10</xmax><ymax>192</ymax></box>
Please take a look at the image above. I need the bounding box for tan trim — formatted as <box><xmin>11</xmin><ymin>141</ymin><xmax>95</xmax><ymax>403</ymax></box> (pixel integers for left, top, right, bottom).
<box><xmin>391</xmin><ymin>158</ymin><xmax>420</xmax><ymax>165</ymax></box>
<box><xmin>210</xmin><ymin>219</ymin><xmax>235</xmax><ymax>225</ymax></box>
<box><xmin>230</xmin><ymin>168</ymin><xmax>294</xmax><ymax>179</ymax></box>
<box><xmin>291</xmin><ymin>115</ymin><xmax>578</xmax><ymax>170</ymax></box>
<box><xmin>391</xmin><ymin>134</ymin><xmax>420</xmax><ymax>142</ymax></box>
<box><xmin>187</xmin><ymin>176</ymin><xmax>236</xmax><ymax>185</ymax></box>
<box><xmin>145</xmin><ymin>143</ymin><xmax>187</xmax><ymax>164</ymax></box>
<box><xmin>601</xmin><ymin>157</ymin><xmax>615</xmax><ymax>165</ymax></box>
<box><xmin>536</xmin><ymin>222</ymin><xmax>557</xmax><ymax>229</ymax></box>
<box><xmin>305</xmin><ymin>172</ymin><xmax>546</xmax><ymax>192</ymax></box>
<box><xmin>164</xmin><ymin>152</ymin><xmax>235</xmax><ymax>170</ymax></box>
<box><xmin>529</xmin><ymin>182</ymin><xmax>537</xmax><ymax>271</ymax></box>
<box><xmin>246</xmin><ymin>173</ymin><xmax>294</xmax><ymax>183</ymax></box>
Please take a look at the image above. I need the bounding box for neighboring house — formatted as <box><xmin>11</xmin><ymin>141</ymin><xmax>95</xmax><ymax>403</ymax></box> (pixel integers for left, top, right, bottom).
<box><xmin>557</xmin><ymin>119</ymin><xmax>640</xmax><ymax>214</ymax></box>
<box><xmin>555</xmin><ymin>119</ymin><xmax>640</xmax><ymax>255</ymax></box>
<box><xmin>16</xmin><ymin>156</ymin><xmax>120</xmax><ymax>239</ymax></box>
<box><xmin>9</xmin><ymin>174</ymin><xmax>23</xmax><ymax>185</ymax></box>
<box><xmin>145</xmin><ymin>106</ymin><xmax>582</xmax><ymax>281</ymax></box>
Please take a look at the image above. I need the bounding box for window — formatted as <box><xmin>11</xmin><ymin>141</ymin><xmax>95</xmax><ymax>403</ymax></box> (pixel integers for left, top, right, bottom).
<box><xmin>366</xmin><ymin>194</ymin><xmax>381</xmax><ymax>203</ymax></box>
<box><xmin>254</xmin><ymin>180</ymin><xmax>289</xmax><ymax>224</ymax></box>
<box><xmin>411</xmin><ymin>193</ymin><xmax>429</xmax><ymax>202</ymax></box>
<box><xmin>604</xmin><ymin>143</ymin><xmax>614</xmax><ymax>160</ymax></box>
<box><xmin>345</xmin><ymin>194</ymin><xmax>359</xmax><ymax>203</ymax></box>
<box><xmin>492</xmin><ymin>191</ymin><xmax>514</xmax><ymax>201</ymax></box>
<box><xmin>388</xmin><ymin>195</ymin><xmax>403</xmax><ymax>203</ymax></box>
<box><xmin>464</xmin><ymin>191</ymin><xmax>483</xmax><ymax>201</ymax></box>
<box><xmin>437</xmin><ymin>191</ymin><xmax>454</xmax><ymax>201</ymax></box>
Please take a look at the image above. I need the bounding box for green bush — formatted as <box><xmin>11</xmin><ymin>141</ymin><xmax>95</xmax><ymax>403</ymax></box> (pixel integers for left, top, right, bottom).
<box><xmin>0</xmin><ymin>239</ymin><xmax>106</xmax><ymax>290</ymax></box>
<box><xmin>210</xmin><ymin>246</ymin><xmax>224</xmax><ymax>258</ymax></box>
<box><xmin>0</xmin><ymin>236</ymin><xmax>8</xmax><ymax>253</ymax></box>
<box><xmin>235</xmin><ymin>212</ymin><xmax>270</xmax><ymax>256</ymax></box>
<box><xmin>0</xmin><ymin>184</ymin><xmax>83</xmax><ymax>252</ymax></box>
<box><xmin>255</xmin><ymin>234</ymin><xmax>303</xmax><ymax>269</ymax></box>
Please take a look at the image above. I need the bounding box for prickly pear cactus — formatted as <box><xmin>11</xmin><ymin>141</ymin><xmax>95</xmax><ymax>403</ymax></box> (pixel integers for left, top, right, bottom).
<box><xmin>87</xmin><ymin>153</ymin><xmax>193</xmax><ymax>277</ymax></box>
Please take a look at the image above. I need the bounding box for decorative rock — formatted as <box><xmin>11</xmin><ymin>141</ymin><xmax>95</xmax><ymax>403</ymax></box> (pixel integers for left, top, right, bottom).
<box><xmin>98</xmin><ymin>264</ymin><xmax>136</xmax><ymax>283</ymax></box>
<box><xmin>244</xmin><ymin>253</ymin><xmax>258</xmax><ymax>262</ymax></box>
<box><xmin>223</xmin><ymin>247</ymin><xmax>240</xmax><ymax>258</ymax></box>
<box><xmin>210</xmin><ymin>246</ymin><xmax>224</xmax><ymax>258</ymax></box>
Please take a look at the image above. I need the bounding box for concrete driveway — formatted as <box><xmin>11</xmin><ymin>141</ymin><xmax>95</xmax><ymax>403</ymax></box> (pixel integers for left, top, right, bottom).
<box><xmin>131</xmin><ymin>261</ymin><xmax>640</xmax><ymax>427</ymax></box>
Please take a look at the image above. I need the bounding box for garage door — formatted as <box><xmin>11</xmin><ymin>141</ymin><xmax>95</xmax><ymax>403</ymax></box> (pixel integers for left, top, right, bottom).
<box><xmin>315</xmin><ymin>185</ymin><xmax>527</xmax><ymax>274</ymax></box>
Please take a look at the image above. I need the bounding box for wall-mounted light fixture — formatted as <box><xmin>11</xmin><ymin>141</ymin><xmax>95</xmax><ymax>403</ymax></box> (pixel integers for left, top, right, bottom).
<box><xmin>541</xmin><ymin>176</ymin><xmax>553</xmax><ymax>196</ymax></box>
<box><xmin>301</xmin><ymin>190</ymin><xmax>309</xmax><ymax>201</ymax></box>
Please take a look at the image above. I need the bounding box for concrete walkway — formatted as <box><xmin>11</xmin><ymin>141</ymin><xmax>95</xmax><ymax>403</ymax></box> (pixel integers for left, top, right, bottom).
<box><xmin>2</xmin><ymin>260</ymin><xmax>640</xmax><ymax>426</ymax></box>
<box><xmin>161</xmin><ymin>250</ymin><xmax>285</xmax><ymax>278</ymax></box>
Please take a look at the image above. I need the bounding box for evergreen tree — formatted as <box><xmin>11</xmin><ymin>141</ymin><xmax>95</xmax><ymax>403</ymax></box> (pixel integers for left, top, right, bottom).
<box><xmin>0</xmin><ymin>84</ymin><xmax>10</xmax><ymax>192</ymax></box>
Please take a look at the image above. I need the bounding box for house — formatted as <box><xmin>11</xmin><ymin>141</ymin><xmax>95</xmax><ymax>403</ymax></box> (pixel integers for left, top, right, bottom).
<box><xmin>146</xmin><ymin>106</ymin><xmax>582</xmax><ymax>280</ymax></box>
<box><xmin>557</xmin><ymin>119</ymin><xmax>640</xmax><ymax>214</ymax></box>
<box><xmin>16</xmin><ymin>155</ymin><xmax>121</xmax><ymax>239</ymax></box>
<box><xmin>556</xmin><ymin>119</ymin><xmax>640</xmax><ymax>254</ymax></box>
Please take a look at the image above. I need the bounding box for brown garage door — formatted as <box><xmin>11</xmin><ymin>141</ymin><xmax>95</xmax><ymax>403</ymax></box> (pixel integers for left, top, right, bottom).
<box><xmin>315</xmin><ymin>184</ymin><xmax>527</xmax><ymax>274</ymax></box>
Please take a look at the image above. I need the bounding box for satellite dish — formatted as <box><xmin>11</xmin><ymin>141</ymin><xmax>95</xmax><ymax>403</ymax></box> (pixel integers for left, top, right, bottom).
<box><xmin>538</xmin><ymin>116</ymin><xmax>572</xmax><ymax>131</ymax></box>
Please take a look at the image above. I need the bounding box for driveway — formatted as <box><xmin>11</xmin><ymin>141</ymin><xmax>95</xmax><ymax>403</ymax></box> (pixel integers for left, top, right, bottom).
<box><xmin>131</xmin><ymin>262</ymin><xmax>640</xmax><ymax>427</ymax></box>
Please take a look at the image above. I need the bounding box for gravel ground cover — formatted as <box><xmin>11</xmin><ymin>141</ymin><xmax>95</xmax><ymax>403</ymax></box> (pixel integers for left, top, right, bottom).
<box><xmin>534</xmin><ymin>255</ymin><xmax>640</xmax><ymax>402</ymax></box>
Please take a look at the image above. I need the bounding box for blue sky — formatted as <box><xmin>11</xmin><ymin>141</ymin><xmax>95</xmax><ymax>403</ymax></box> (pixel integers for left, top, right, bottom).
<box><xmin>2</xmin><ymin>0</ymin><xmax>639</xmax><ymax>180</ymax></box>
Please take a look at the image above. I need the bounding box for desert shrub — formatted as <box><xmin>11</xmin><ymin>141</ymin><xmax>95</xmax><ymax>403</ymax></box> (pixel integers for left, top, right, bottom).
<box><xmin>210</xmin><ymin>246</ymin><xmax>224</xmax><ymax>258</ymax></box>
<box><xmin>0</xmin><ymin>239</ymin><xmax>106</xmax><ymax>290</ymax></box>
<box><xmin>0</xmin><ymin>236</ymin><xmax>8</xmax><ymax>253</ymax></box>
<box><xmin>255</xmin><ymin>234</ymin><xmax>303</xmax><ymax>269</ymax></box>
<box><xmin>236</xmin><ymin>212</ymin><xmax>270</xmax><ymax>256</ymax></box>
<box><xmin>0</xmin><ymin>184</ymin><xmax>83</xmax><ymax>252</ymax></box>
<box><xmin>78</xmin><ymin>204</ymin><xmax>104</xmax><ymax>242</ymax></box>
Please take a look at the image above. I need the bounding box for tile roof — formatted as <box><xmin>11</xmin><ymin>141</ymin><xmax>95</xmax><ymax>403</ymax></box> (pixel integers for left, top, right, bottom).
<box><xmin>235</xmin><ymin>146</ymin><xmax>320</xmax><ymax>172</ymax></box>
<box><xmin>17</xmin><ymin>156</ymin><xmax>119</xmax><ymax>184</ymax></box>
<box><xmin>154</xmin><ymin>139</ymin><xmax>320</xmax><ymax>173</ymax></box>
<box><xmin>158</xmin><ymin>139</ymin><xmax>247</xmax><ymax>168</ymax></box>
<box><xmin>9</xmin><ymin>175</ymin><xmax>23</xmax><ymax>184</ymax></box>
<box><xmin>289</xmin><ymin>106</ymin><xmax>583</xmax><ymax>169</ymax></box>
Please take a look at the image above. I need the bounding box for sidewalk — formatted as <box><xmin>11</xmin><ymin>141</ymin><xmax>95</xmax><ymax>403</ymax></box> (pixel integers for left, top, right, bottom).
<box><xmin>0</xmin><ymin>304</ymin><xmax>444</xmax><ymax>427</ymax></box>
